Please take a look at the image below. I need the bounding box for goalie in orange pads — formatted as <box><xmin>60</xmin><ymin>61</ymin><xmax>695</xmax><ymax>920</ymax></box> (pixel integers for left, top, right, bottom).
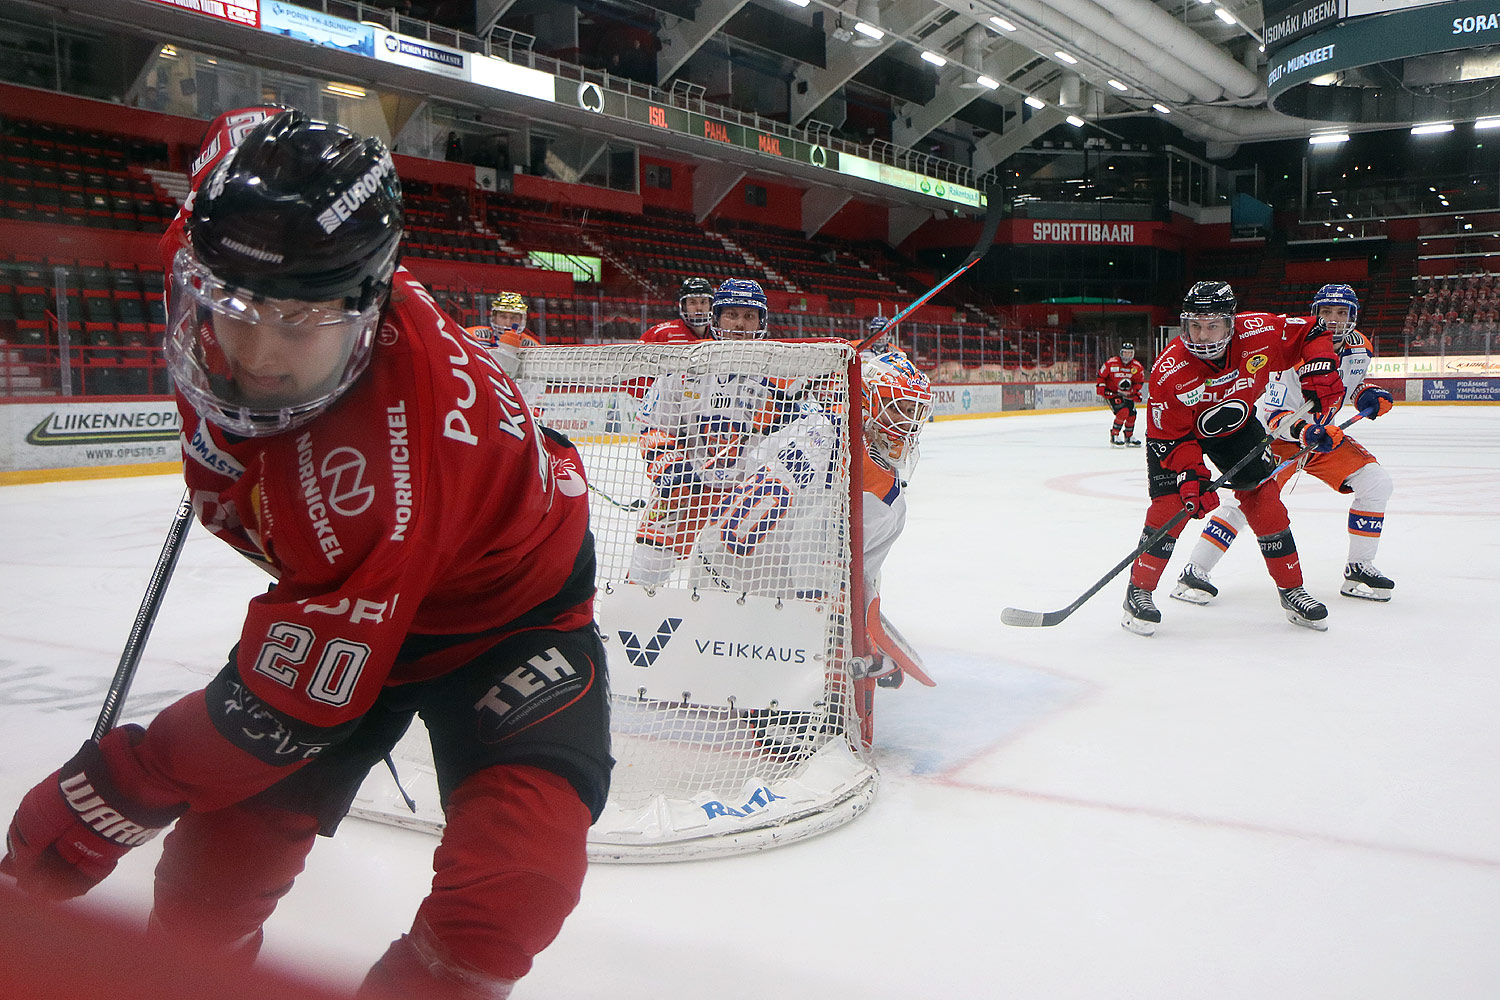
<box><xmin>858</xmin><ymin>352</ymin><xmax>936</xmax><ymax>689</ymax></box>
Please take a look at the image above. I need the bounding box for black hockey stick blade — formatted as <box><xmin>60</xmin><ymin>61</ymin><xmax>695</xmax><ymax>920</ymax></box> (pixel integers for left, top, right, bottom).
<box><xmin>92</xmin><ymin>488</ymin><xmax>195</xmax><ymax>740</ymax></box>
<box><xmin>854</xmin><ymin>185</ymin><xmax>1001</xmax><ymax>353</ymax></box>
<box><xmin>1002</xmin><ymin>400</ymin><xmax>1317</xmax><ymax>628</ymax></box>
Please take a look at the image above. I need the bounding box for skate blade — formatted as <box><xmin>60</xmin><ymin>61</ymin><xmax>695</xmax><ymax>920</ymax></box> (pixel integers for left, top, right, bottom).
<box><xmin>1169</xmin><ymin>583</ymin><xmax>1214</xmax><ymax>606</ymax></box>
<box><xmin>1120</xmin><ymin>611</ymin><xmax>1156</xmax><ymax>636</ymax></box>
<box><xmin>1284</xmin><ymin>610</ymin><xmax>1329</xmax><ymax>631</ymax></box>
<box><xmin>1339</xmin><ymin>582</ymin><xmax>1392</xmax><ymax>602</ymax></box>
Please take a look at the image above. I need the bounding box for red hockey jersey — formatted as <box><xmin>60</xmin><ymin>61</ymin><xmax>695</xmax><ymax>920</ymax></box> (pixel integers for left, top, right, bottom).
<box><xmin>1096</xmin><ymin>356</ymin><xmax>1146</xmax><ymax>401</ymax></box>
<box><xmin>1146</xmin><ymin>312</ymin><xmax>1338</xmax><ymax>472</ymax></box>
<box><xmin>641</xmin><ymin>319</ymin><xmax>707</xmax><ymax>344</ymax></box>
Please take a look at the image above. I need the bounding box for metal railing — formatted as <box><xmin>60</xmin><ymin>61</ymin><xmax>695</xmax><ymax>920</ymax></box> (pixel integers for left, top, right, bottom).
<box><xmin>303</xmin><ymin>1</ymin><xmax>974</xmax><ymax>189</ymax></box>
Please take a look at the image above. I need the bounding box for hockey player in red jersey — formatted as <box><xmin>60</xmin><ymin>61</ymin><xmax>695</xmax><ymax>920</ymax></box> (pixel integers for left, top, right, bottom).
<box><xmin>1096</xmin><ymin>341</ymin><xmax>1146</xmax><ymax>446</ymax></box>
<box><xmin>641</xmin><ymin>276</ymin><xmax>713</xmax><ymax>343</ymax></box>
<box><xmin>1172</xmin><ymin>283</ymin><xmax>1397</xmax><ymax>605</ymax></box>
<box><xmin>1121</xmin><ymin>280</ymin><xmax>1345</xmax><ymax>636</ymax></box>
<box><xmin>1</xmin><ymin>110</ymin><xmax>612</xmax><ymax>1000</ymax></box>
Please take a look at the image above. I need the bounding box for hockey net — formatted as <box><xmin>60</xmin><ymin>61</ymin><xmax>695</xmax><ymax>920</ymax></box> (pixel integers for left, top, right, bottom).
<box><xmin>351</xmin><ymin>340</ymin><xmax>877</xmax><ymax>860</ymax></box>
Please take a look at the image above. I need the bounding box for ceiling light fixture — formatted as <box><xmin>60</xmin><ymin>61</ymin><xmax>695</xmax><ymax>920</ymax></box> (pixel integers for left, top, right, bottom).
<box><xmin>1025</xmin><ymin>95</ymin><xmax>1046</xmax><ymax>109</ymax></box>
<box><xmin>1214</xmin><ymin>7</ymin><xmax>1237</xmax><ymax>25</ymax></box>
<box><xmin>1107</xmin><ymin>79</ymin><xmax>1128</xmax><ymax>92</ymax></box>
<box><xmin>1411</xmin><ymin>122</ymin><xmax>1454</xmax><ymax>135</ymax></box>
<box><xmin>977</xmin><ymin>75</ymin><xmax>1000</xmax><ymax>89</ymax></box>
<box><xmin>989</xmin><ymin>15</ymin><xmax>1018</xmax><ymax>31</ymax></box>
<box><xmin>1152</xmin><ymin>103</ymin><xmax>1171</xmax><ymax>114</ymax></box>
<box><xmin>1054</xmin><ymin>50</ymin><xmax>1078</xmax><ymax>64</ymax></box>
<box><xmin>1066</xmin><ymin>115</ymin><xmax>1085</xmax><ymax>127</ymax></box>
<box><xmin>921</xmin><ymin>50</ymin><xmax>947</xmax><ymax>66</ymax></box>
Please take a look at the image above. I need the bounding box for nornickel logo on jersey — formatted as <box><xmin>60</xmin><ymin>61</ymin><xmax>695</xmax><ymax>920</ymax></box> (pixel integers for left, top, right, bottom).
<box><xmin>321</xmin><ymin>447</ymin><xmax>375</xmax><ymax>517</ymax></box>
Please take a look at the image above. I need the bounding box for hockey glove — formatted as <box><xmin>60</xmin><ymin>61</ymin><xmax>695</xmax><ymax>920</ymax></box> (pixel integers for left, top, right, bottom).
<box><xmin>1296</xmin><ymin>357</ymin><xmax>1345</xmax><ymax>416</ymax></box>
<box><xmin>1297</xmin><ymin>418</ymin><xmax>1343</xmax><ymax>454</ymax></box>
<box><xmin>1355</xmin><ymin>382</ymin><xmax>1393</xmax><ymax>420</ymax></box>
<box><xmin>1176</xmin><ymin>469</ymin><xmax>1220</xmax><ymax>519</ymax></box>
<box><xmin>1</xmin><ymin>726</ymin><xmax>179</xmax><ymax>900</ymax></box>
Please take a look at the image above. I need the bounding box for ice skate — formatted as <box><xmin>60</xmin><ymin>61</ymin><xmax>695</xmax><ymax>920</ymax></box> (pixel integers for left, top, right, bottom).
<box><xmin>1340</xmin><ymin>563</ymin><xmax>1394</xmax><ymax>602</ymax></box>
<box><xmin>1170</xmin><ymin>563</ymin><xmax>1219</xmax><ymax>605</ymax></box>
<box><xmin>1111</xmin><ymin>431</ymin><xmax>1124</xmax><ymax>447</ymax></box>
<box><xmin>1278</xmin><ymin>586</ymin><xmax>1329</xmax><ymax>631</ymax></box>
<box><xmin>1121</xmin><ymin>584</ymin><xmax>1160</xmax><ymax>636</ymax></box>
<box><xmin>1124</xmin><ymin>434</ymin><xmax>1142</xmax><ymax>447</ymax></box>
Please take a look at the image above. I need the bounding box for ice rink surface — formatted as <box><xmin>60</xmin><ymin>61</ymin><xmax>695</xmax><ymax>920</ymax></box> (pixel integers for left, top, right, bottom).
<box><xmin>2</xmin><ymin>404</ymin><xmax>1498</xmax><ymax>999</ymax></box>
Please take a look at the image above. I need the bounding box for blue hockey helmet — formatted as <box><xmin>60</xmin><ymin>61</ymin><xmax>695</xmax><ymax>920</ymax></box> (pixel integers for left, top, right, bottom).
<box><xmin>1311</xmin><ymin>283</ymin><xmax>1359</xmax><ymax>346</ymax></box>
<box><xmin>711</xmin><ymin>278</ymin><xmax>768</xmax><ymax>339</ymax></box>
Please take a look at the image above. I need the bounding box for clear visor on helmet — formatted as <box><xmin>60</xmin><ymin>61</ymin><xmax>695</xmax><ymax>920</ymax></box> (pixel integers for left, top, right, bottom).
<box><xmin>866</xmin><ymin>385</ymin><xmax>933</xmax><ymax>467</ymax></box>
<box><xmin>490</xmin><ymin>309</ymin><xmax>525</xmax><ymax>335</ymax></box>
<box><xmin>679</xmin><ymin>294</ymin><xmax>713</xmax><ymax>329</ymax></box>
<box><xmin>1180</xmin><ymin>312</ymin><xmax>1233</xmax><ymax>360</ymax></box>
<box><xmin>711</xmin><ymin>305</ymin><xmax>767</xmax><ymax>340</ymax></box>
<box><xmin>165</xmin><ymin>247</ymin><xmax>379</xmax><ymax>437</ymax></box>
<box><xmin>1315</xmin><ymin>304</ymin><xmax>1354</xmax><ymax>347</ymax></box>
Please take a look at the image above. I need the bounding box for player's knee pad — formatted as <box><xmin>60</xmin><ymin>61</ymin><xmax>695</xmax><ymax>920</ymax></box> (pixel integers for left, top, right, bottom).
<box><xmin>151</xmin><ymin>804</ymin><xmax>321</xmax><ymax>957</ymax></box>
<box><xmin>1344</xmin><ymin>461</ymin><xmax>1392</xmax><ymax>511</ymax></box>
<box><xmin>1235</xmin><ymin>483</ymin><xmax>1290</xmax><ymax>537</ymax></box>
<box><xmin>411</xmin><ymin>765</ymin><xmax>591</xmax><ymax>983</ymax></box>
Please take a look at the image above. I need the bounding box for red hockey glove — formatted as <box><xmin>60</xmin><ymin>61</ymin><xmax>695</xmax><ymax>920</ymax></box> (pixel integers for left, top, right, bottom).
<box><xmin>1354</xmin><ymin>382</ymin><xmax>1393</xmax><ymax>420</ymax></box>
<box><xmin>1176</xmin><ymin>469</ymin><xmax>1220</xmax><ymax>519</ymax></box>
<box><xmin>1</xmin><ymin>726</ymin><xmax>180</xmax><ymax>900</ymax></box>
<box><xmin>1296</xmin><ymin>357</ymin><xmax>1344</xmax><ymax>416</ymax></box>
<box><xmin>1297</xmin><ymin>418</ymin><xmax>1343</xmax><ymax>454</ymax></box>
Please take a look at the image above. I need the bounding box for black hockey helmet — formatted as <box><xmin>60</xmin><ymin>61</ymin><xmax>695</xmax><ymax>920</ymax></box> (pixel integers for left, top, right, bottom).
<box><xmin>1179</xmin><ymin>280</ymin><xmax>1236</xmax><ymax>361</ymax></box>
<box><xmin>1119</xmin><ymin>341</ymin><xmax>1136</xmax><ymax>359</ymax></box>
<box><xmin>166</xmin><ymin>110</ymin><xmax>404</xmax><ymax>437</ymax></box>
<box><xmin>678</xmin><ymin>276</ymin><xmax>715</xmax><ymax>329</ymax></box>
<box><xmin>185</xmin><ymin>110</ymin><xmax>403</xmax><ymax>311</ymax></box>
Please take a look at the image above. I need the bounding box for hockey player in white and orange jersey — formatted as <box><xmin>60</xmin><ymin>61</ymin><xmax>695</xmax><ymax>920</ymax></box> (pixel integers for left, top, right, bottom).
<box><xmin>1172</xmin><ymin>283</ymin><xmax>1397</xmax><ymax>605</ymax></box>
<box><xmin>1096</xmin><ymin>342</ymin><xmax>1146</xmax><ymax>446</ymax></box>
<box><xmin>855</xmin><ymin>351</ymin><xmax>936</xmax><ymax>689</ymax></box>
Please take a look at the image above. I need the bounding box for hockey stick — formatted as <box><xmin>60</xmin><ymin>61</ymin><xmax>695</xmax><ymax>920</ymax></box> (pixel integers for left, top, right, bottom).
<box><xmin>1269</xmin><ymin>411</ymin><xmax>1364</xmax><ymax>477</ymax></box>
<box><xmin>853</xmin><ymin>186</ymin><xmax>1002</xmax><ymax>354</ymax></box>
<box><xmin>1000</xmin><ymin>400</ymin><xmax>1324</xmax><ymax>628</ymax></box>
<box><xmin>588</xmin><ymin>480</ymin><xmax>647</xmax><ymax>510</ymax></box>
<box><xmin>92</xmin><ymin>488</ymin><xmax>195</xmax><ymax>741</ymax></box>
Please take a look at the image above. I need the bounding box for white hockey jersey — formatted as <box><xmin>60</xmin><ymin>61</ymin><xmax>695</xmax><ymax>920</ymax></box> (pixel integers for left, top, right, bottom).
<box><xmin>690</xmin><ymin>403</ymin><xmax>843</xmax><ymax>600</ymax></box>
<box><xmin>1259</xmin><ymin>328</ymin><xmax>1374</xmax><ymax>440</ymax></box>
<box><xmin>861</xmin><ymin>452</ymin><xmax>906</xmax><ymax>601</ymax></box>
<box><xmin>637</xmin><ymin>370</ymin><xmax>773</xmax><ymax>487</ymax></box>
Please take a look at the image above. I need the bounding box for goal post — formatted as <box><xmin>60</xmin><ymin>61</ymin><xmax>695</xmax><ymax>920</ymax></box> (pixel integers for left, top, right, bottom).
<box><xmin>350</xmin><ymin>340</ymin><xmax>879</xmax><ymax>860</ymax></box>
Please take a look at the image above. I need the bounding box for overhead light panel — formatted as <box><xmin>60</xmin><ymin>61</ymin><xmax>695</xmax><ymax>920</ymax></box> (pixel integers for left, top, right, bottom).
<box><xmin>781</xmin><ymin>0</ymin><xmax>810</xmax><ymax>6</ymax></box>
<box><xmin>1308</xmin><ymin>131</ymin><xmax>1349</xmax><ymax>145</ymax></box>
<box><xmin>1107</xmin><ymin>79</ymin><xmax>1128</xmax><ymax>92</ymax></box>
<box><xmin>1411</xmin><ymin>122</ymin><xmax>1454</xmax><ymax>135</ymax></box>
<box><xmin>1066</xmin><ymin>115</ymin><xmax>1085</xmax><ymax>127</ymax></box>
<box><xmin>989</xmin><ymin>15</ymin><xmax>1018</xmax><ymax>31</ymax></box>
<box><xmin>1054</xmin><ymin>50</ymin><xmax>1078</xmax><ymax>65</ymax></box>
<box><xmin>1152</xmin><ymin>103</ymin><xmax>1171</xmax><ymax>114</ymax></box>
<box><xmin>977</xmin><ymin>75</ymin><xmax>1000</xmax><ymax>90</ymax></box>
<box><xmin>325</xmin><ymin>82</ymin><xmax>367</xmax><ymax>98</ymax></box>
<box><xmin>853</xmin><ymin>21</ymin><xmax>885</xmax><ymax>42</ymax></box>
<box><xmin>1214</xmin><ymin>7</ymin><xmax>1237</xmax><ymax>24</ymax></box>
<box><xmin>1477</xmin><ymin>117</ymin><xmax>1500</xmax><ymax>130</ymax></box>
<box><xmin>921</xmin><ymin>50</ymin><xmax>947</xmax><ymax>66</ymax></box>
<box><xmin>160</xmin><ymin>44</ymin><xmax>178</xmax><ymax>58</ymax></box>
<box><xmin>1025</xmin><ymin>95</ymin><xmax>1046</xmax><ymax>109</ymax></box>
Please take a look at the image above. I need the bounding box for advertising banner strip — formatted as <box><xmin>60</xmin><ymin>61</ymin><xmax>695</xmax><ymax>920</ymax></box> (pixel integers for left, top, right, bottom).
<box><xmin>1</xmin><ymin>401</ymin><xmax>183</xmax><ymax>472</ymax></box>
<box><xmin>259</xmin><ymin>1</ymin><xmax>370</xmax><ymax>56</ymax></box>
<box><xmin>153</xmin><ymin>0</ymin><xmax>260</xmax><ymax>28</ymax></box>
<box><xmin>1267</xmin><ymin>0</ymin><xmax>1500</xmax><ymax>96</ymax></box>
<box><xmin>374</xmin><ymin>30</ymin><xmax>469</xmax><ymax>81</ymax></box>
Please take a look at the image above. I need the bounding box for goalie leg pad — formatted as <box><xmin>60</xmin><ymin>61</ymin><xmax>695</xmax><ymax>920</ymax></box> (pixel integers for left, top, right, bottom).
<box><xmin>865</xmin><ymin>597</ymin><xmax>935</xmax><ymax>687</ymax></box>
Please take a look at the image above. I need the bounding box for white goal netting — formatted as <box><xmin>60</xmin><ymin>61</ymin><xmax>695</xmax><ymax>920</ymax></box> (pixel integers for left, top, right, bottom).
<box><xmin>351</xmin><ymin>340</ymin><xmax>878</xmax><ymax>860</ymax></box>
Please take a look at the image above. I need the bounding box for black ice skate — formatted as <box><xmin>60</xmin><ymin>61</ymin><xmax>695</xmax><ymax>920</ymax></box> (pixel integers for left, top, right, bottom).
<box><xmin>1111</xmin><ymin>431</ymin><xmax>1124</xmax><ymax>447</ymax></box>
<box><xmin>1121</xmin><ymin>584</ymin><xmax>1161</xmax><ymax>636</ymax></box>
<box><xmin>1278</xmin><ymin>586</ymin><xmax>1329</xmax><ymax>631</ymax></box>
<box><xmin>1340</xmin><ymin>563</ymin><xmax>1394</xmax><ymax>602</ymax></box>
<box><xmin>1170</xmin><ymin>563</ymin><xmax>1219</xmax><ymax>605</ymax></box>
<box><xmin>1124</xmin><ymin>434</ymin><xmax>1142</xmax><ymax>447</ymax></box>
